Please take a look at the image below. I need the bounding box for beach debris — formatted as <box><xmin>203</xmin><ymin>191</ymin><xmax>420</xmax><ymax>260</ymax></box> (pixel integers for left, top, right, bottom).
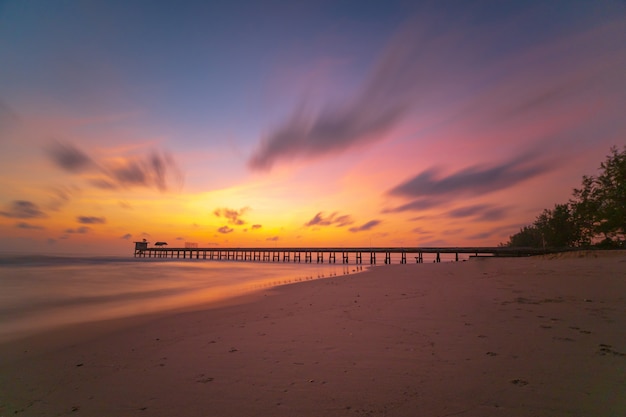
<box><xmin>486</xmin><ymin>351</ymin><xmax>498</xmax><ymax>356</ymax></box>
<box><xmin>229</xmin><ymin>347</ymin><xmax>238</xmax><ymax>353</ymax></box>
<box><xmin>71</xmin><ymin>406</ymin><xmax>80</xmax><ymax>412</ymax></box>
<box><xmin>598</xmin><ymin>344</ymin><xmax>625</xmax><ymax>357</ymax></box>
<box><xmin>75</xmin><ymin>363</ymin><xmax>84</xmax><ymax>367</ymax></box>
<box><xmin>511</xmin><ymin>379</ymin><xmax>529</xmax><ymax>386</ymax></box>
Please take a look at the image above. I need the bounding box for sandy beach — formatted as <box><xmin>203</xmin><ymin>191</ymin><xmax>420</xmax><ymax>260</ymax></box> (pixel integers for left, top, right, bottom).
<box><xmin>1</xmin><ymin>252</ymin><xmax>625</xmax><ymax>416</ymax></box>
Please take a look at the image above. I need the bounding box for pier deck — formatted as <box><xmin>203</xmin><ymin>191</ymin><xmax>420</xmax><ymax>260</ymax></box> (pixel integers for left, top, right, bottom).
<box><xmin>133</xmin><ymin>246</ymin><xmax>550</xmax><ymax>264</ymax></box>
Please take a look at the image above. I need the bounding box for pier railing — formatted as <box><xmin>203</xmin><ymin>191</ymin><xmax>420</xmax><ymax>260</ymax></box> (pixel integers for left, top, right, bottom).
<box><xmin>133</xmin><ymin>246</ymin><xmax>551</xmax><ymax>264</ymax></box>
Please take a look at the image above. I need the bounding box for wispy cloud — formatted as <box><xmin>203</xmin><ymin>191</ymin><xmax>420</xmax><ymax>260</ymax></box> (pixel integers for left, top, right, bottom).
<box><xmin>47</xmin><ymin>185</ymin><xmax>81</xmax><ymax>211</ymax></box>
<box><xmin>248</xmin><ymin>18</ymin><xmax>450</xmax><ymax>171</ymax></box>
<box><xmin>388</xmin><ymin>152</ymin><xmax>551</xmax><ymax>201</ymax></box>
<box><xmin>349</xmin><ymin>220</ymin><xmax>381</xmax><ymax>233</ymax></box>
<box><xmin>77</xmin><ymin>216</ymin><xmax>106</xmax><ymax>224</ymax></box>
<box><xmin>447</xmin><ymin>204</ymin><xmax>509</xmax><ymax>222</ymax></box>
<box><xmin>121</xmin><ymin>233</ymin><xmax>132</xmax><ymax>240</ymax></box>
<box><xmin>45</xmin><ymin>141</ymin><xmax>183</xmax><ymax>192</ymax></box>
<box><xmin>0</xmin><ymin>201</ymin><xmax>47</xmax><ymax>219</ymax></box>
<box><xmin>382</xmin><ymin>198</ymin><xmax>444</xmax><ymax>214</ymax></box>
<box><xmin>304</xmin><ymin>212</ymin><xmax>354</xmax><ymax>227</ymax></box>
<box><xmin>65</xmin><ymin>226</ymin><xmax>90</xmax><ymax>234</ymax></box>
<box><xmin>45</xmin><ymin>141</ymin><xmax>94</xmax><ymax>173</ymax></box>
<box><xmin>251</xmin><ymin>224</ymin><xmax>262</xmax><ymax>230</ymax></box>
<box><xmin>15</xmin><ymin>222</ymin><xmax>45</xmax><ymax>230</ymax></box>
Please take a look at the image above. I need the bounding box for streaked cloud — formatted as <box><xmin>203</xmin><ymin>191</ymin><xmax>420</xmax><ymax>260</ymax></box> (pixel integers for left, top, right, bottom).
<box><xmin>0</xmin><ymin>201</ymin><xmax>47</xmax><ymax>219</ymax></box>
<box><xmin>15</xmin><ymin>222</ymin><xmax>45</xmax><ymax>230</ymax></box>
<box><xmin>349</xmin><ymin>220</ymin><xmax>381</xmax><ymax>233</ymax></box>
<box><xmin>248</xmin><ymin>19</ymin><xmax>445</xmax><ymax>171</ymax></box>
<box><xmin>45</xmin><ymin>141</ymin><xmax>183</xmax><ymax>192</ymax></box>
<box><xmin>77</xmin><ymin>216</ymin><xmax>106</xmax><ymax>224</ymax></box>
<box><xmin>65</xmin><ymin>226</ymin><xmax>90</xmax><ymax>234</ymax></box>
<box><xmin>47</xmin><ymin>185</ymin><xmax>81</xmax><ymax>211</ymax></box>
<box><xmin>382</xmin><ymin>198</ymin><xmax>444</xmax><ymax>214</ymax></box>
<box><xmin>121</xmin><ymin>233</ymin><xmax>132</xmax><ymax>240</ymax></box>
<box><xmin>304</xmin><ymin>212</ymin><xmax>354</xmax><ymax>227</ymax></box>
<box><xmin>388</xmin><ymin>152</ymin><xmax>551</xmax><ymax>200</ymax></box>
<box><xmin>45</xmin><ymin>141</ymin><xmax>94</xmax><ymax>173</ymax></box>
<box><xmin>447</xmin><ymin>205</ymin><xmax>509</xmax><ymax>222</ymax></box>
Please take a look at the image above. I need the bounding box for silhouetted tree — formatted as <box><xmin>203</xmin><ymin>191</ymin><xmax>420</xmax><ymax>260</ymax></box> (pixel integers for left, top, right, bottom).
<box><xmin>572</xmin><ymin>146</ymin><xmax>626</xmax><ymax>245</ymax></box>
<box><xmin>507</xmin><ymin>225</ymin><xmax>543</xmax><ymax>248</ymax></box>
<box><xmin>506</xmin><ymin>145</ymin><xmax>625</xmax><ymax>248</ymax></box>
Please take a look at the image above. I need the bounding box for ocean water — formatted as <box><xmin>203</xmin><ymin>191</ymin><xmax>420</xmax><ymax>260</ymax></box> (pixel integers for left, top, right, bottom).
<box><xmin>0</xmin><ymin>255</ymin><xmax>365</xmax><ymax>343</ymax></box>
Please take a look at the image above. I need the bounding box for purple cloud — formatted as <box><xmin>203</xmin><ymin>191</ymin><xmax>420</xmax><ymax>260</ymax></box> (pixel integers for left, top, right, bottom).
<box><xmin>349</xmin><ymin>220</ymin><xmax>381</xmax><ymax>233</ymax></box>
<box><xmin>382</xmin><ymin>198</ymin><xmax>444</xmax><ymax>214</ymax></box>
<box><xmin>248</xmin><ymin>19</ymin><xmax>449</xmax><ymax>171</ymax></box>
<box><xmin>45</xmin><ymin>141</ymin><xmax>93</xmax><ymax>173</ymax></box>
<box><xmin>45</xmin><ymin>141</ymin><xmax>183</xmax><ymax>192</ymax></box>
<box><xmin>218</xmin><ymin>226</ymin><xmax>234</xmax><ymax>234</ymax></box>
<box><xmin>65</xmin><ymin>226</ymin><xmax>90</xmax><ymax>234</ymax></box>
<box><xmin>0</xmin><ymin>201</ymin><xmax>47</xmax><ymax>219</ymax></box>
<box><xmin>388</xmin><ymin>152</ymin><xmax>551</xmax><ymax>200</ymax></box>
<box><xmin>304</xmin><ymin>212</ymin><xmax>354</xmax><ymax>227</ymax></box>
<box><xmin>15</xmin><ymin>222</ymin><xmax>45</xmax><ymax>230</ymax></box>
<box><xmin>77</xmin><ymin>216</ymin><xmax>106</xmax><ymax>224</ymax></box>
<box><xmin>447</xmin><ymin>204</ymin><xmax>509</xmax><ymax>221</ymax></box>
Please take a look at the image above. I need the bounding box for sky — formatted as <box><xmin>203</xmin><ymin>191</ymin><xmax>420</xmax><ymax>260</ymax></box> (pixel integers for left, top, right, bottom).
<box><xmin>1</xmin><ymin>0</ymin><xmax>625</xmax><ymax>255</ymax></box>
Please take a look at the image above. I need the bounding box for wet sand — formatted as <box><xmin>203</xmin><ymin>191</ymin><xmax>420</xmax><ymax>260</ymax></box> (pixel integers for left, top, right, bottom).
<box><xmin>1</xmin><ymin>251</ymin><xmax>625</xmax><ymax>416</ymax></box>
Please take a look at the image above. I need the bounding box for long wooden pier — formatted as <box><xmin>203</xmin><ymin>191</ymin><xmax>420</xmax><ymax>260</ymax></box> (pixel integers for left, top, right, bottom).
<box><xmin>133</xmin><ymin>246</ymin><xmax>549</xmax><ymax>264</ymax></box>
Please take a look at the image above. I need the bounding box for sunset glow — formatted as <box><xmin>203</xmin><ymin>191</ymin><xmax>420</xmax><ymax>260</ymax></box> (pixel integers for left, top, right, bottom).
<box><xmin>1</xmin><ymin>1</ymin><xmax>625</xmax><ymax>255</ymax></box>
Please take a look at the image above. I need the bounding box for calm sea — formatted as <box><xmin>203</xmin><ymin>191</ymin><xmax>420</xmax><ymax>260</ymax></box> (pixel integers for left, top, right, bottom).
<box><xmin>0</xmin><ymin>255</ymin><xmax>365</xmax><ymax>343</ymax></box>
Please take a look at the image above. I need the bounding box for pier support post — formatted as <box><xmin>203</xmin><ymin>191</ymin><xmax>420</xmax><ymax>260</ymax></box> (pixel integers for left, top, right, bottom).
<box><xmin>329</xmin><ymin>252</ymin><xmax>336</xmax><ymax>263</ymax></box>
<box><xmin>342</xmin><ymin>252</ymin><xmax>349</xmax><ymax>264</ymax></box>
<box><xmin>384</xmin><ymin>252</ymin><xmax>391</xmax><ymax>264</ymax></box>
<box><xmin>401</xmin><ymin>252</ymin><xmax>406</xmax><ymax>264</ymax></box>
<box><xmin>356</xmin><ymin>252</ymin><xmax>362</xmax><ymax>264</ymax></box>
<box><xmin>370</xmin><ymin>252</ymin><xmax>376</xmax><ymax>264</ymax></box>
<box><xmin>305</xmin><ymin>252</ymin><xmax>311</xmax><ymax>263</ymax></box>
<box><xmin>294</xmin><ymin>252</ymin><xmax>301</xmax><ymax>262</ymax></box>
<box><xmin>317</xmin><ymin>252</ymin><xmax>323</xmax><ymax>263</ymax></box>
<box><xmin>283</xmin><ymin>252</ymin><xmax>290</xmax><ymax>262</ymax></box>
<box><xmin>436</xmin><ymin>252</ymin><xmax>441</xmax><ymax>263</ymax></box>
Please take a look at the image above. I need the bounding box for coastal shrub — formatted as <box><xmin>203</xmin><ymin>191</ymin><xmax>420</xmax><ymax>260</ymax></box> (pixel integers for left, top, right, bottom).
<box><xmin>506</xmin><ymin>146</ymin><xmax>626</xmax><ymax>249</ymax></box>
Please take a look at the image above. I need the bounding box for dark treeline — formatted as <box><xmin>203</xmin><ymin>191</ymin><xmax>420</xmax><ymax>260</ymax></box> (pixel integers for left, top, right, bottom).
<box><xmin>504</xmin><ymin>146</ymin><xmax>626</xmax><ymax>249</ymax></box>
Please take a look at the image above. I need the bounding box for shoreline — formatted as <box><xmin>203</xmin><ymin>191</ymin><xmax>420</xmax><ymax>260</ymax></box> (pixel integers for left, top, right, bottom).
<box><xmin>1</xmin><ymin>252</ymin><xmax>625</xmax><ymax>416</ymax></box>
